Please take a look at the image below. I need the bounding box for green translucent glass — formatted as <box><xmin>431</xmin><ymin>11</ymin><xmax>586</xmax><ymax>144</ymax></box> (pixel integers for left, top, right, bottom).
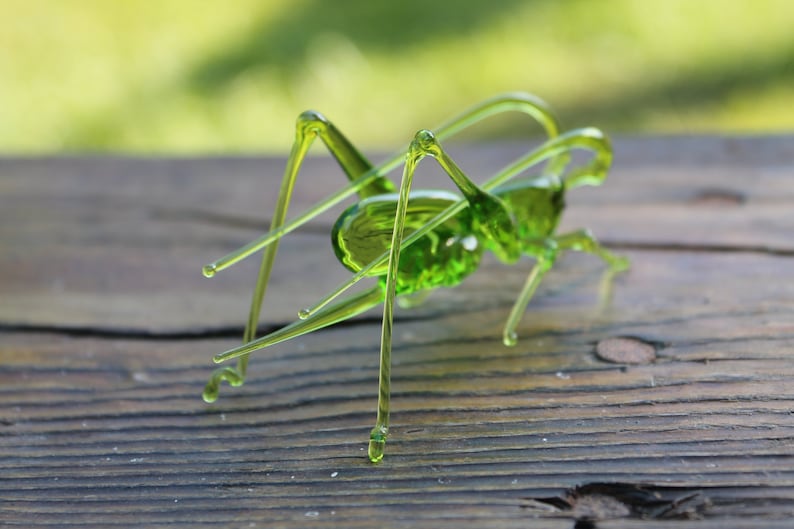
<box><xmin>200</xmin><ymin>92</ymin><xmax>629</xmax><ymax>463</ymax></box>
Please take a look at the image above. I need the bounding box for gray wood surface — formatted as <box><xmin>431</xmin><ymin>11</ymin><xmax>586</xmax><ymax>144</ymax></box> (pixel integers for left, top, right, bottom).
<box><xmin>1</xmin><ymin>136</ymin><xmax>793</xmax><ymax>528</ymax></box>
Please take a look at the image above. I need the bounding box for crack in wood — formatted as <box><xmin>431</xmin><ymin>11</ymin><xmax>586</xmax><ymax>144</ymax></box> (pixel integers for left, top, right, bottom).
<box><xmin>603</xmin><ymin>240</ymin><xmax>794</xmax><ymax>257</ymax></box>
<box><xmin>0</xmin><ymin>322</ymin><xmax>246</xmax><ymax>340</ymax></box>
<box><xmin>688</xmin><ymin>187</ymin><xmax>746</xmax><ymax>206</ymax></box>
<box><xmin>527</xmin><ymin>482</ymin><xmax>711</xmax><ymax>523</ymax></box>
<box><xmin>0</xmin><ymin>315</ymin><xmax>390</xmax><ymax>341</ymax></box>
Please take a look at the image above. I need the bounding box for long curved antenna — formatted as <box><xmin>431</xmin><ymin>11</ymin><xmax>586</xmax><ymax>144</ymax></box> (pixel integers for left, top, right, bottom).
<box><xmin>202</xmin><ymin>93</ymin><xmax>564</xmax><ymax>277</ymax></box>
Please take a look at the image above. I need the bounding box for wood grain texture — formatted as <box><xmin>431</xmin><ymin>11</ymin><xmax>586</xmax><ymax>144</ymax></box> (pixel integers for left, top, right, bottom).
<box><xmin>1</xmin><ymin>136</ymin><xmax>793</xmax><ymax>528</ymax></box>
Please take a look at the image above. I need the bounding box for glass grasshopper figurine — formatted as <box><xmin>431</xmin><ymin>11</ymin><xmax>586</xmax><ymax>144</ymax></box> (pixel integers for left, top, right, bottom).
<box><xmin>201</xmin><ymin>92</ymin><xmax>628</xmax><ymax>463</ymax></box>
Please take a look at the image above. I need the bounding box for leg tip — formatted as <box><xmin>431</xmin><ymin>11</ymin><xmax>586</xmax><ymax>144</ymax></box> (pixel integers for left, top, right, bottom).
<box><xmin>202</xmin><ymin>264</ymin><xmax>217</xmax><ymax>278</ymax></box>
<box><xmin>368</xmin><ymin>441</ymin><xmax>385</xmax><ymax>463</ymax></box>
<box><xmin>202</xmin><ymin>385</ymin><xmax>219</xmax><ymax>403</ymax></box>
<box><xmin>202</xmin><ymin>366</ymin><xmax>245</xmax><ymax>403</ymax></box>
<box><xmin>368</xmin><ymin>427</ymin><xmax>388</xmax><ymax>463</ymax></box>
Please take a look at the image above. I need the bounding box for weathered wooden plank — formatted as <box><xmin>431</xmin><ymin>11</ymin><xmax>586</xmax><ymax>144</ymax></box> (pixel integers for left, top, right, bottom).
<box><xmin>2</xmin><ymin>250</ymin><xmax>794</xmax><ymax>526</ymax></box>
<box><xmin>1</xmin><ymin>137</ymin><xmax>793</xmax><ymax>528</ymax></box>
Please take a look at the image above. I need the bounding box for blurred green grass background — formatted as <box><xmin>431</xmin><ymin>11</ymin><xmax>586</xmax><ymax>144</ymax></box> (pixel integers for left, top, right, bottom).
<box><xmin>2</xmin><ymin>0</ymin><xmax>793</xmax><ymax>153</ymax></box>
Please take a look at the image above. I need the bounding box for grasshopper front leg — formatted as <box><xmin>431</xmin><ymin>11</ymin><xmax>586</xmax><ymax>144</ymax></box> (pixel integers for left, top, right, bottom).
<box><xmin>367</xmin><ymin>128</ymin><xmax>520</xmax><ymax>462</ymax></box>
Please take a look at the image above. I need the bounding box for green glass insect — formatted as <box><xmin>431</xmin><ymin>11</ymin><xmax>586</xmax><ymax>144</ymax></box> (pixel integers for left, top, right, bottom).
<box><xmin>200</xmin><ymin>93</ymin><xmax>628</xmax><ymax>463</ymax></box>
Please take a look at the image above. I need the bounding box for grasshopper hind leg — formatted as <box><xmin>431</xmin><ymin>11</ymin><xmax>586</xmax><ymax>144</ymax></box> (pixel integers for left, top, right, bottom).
<box><xmin>556</xmin><ymin>229</ymin><xmax>629</xmax><ymax>309</ymax></box>
<box><xmin>204</xmin><ymin>111</ymin><xmax>392</xmax><ymax>400</ymax></box>
<box><xmin>502</xmin><ymin>229</ymin><xmax>628</xmax><ymax>347</ymax></box>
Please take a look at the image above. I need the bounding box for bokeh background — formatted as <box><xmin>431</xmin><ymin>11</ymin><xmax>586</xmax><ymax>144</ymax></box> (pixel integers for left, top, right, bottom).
<box><xmin>2</xmin><ymin>0</ymin><xmax>793</xmax><ymax>154</ymax></box>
